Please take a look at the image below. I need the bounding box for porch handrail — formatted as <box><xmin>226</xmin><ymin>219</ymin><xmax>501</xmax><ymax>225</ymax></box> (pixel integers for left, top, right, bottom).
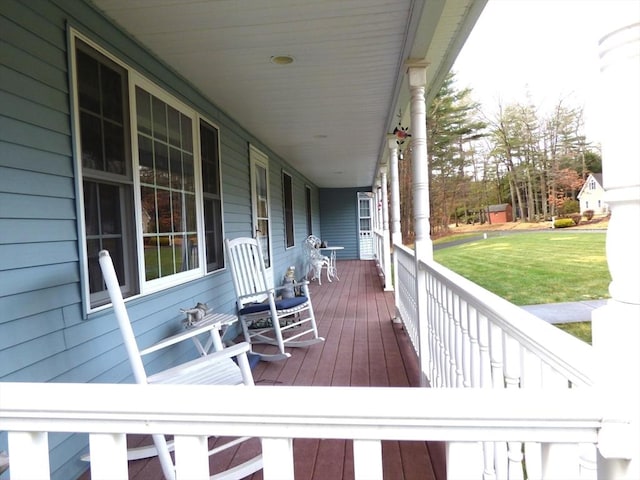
<box><xmin>0</xmin><ymin>382</ymin><xmax>607</xmax><ymax>480</ymax></box>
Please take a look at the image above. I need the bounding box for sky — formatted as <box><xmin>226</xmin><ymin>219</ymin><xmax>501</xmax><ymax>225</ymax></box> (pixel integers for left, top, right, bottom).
<box><xmin>452</xmin><ymin>0</ymin><xmax>640</xmax><ymax>145</ymax></box>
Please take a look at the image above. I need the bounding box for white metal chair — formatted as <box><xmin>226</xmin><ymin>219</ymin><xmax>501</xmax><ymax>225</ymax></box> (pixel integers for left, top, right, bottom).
<box><xmin>96</xmin><ymin>250</ymin><xmax>263</xmax><ymax>480</ymax></box>
<box><xmin>304</xmin><ymin>235</ymin><xmax>331</xmax><ymax>285</ymax></box>
<box><xmin>225</xmin><ymin>237</ymin><xmax>325</xmax><ymax>361</ymax></box>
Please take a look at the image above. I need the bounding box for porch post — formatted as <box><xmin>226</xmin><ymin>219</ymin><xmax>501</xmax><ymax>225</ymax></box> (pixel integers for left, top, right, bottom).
<box><xmin>407</xmin><ymin>62</ymin><xmax>433</xmax><ymax>261</ymax></box>
<box><xmin>407</xmin><ymin>61</ymin><xmax>432</xmax><ymax>389</ymax></box>
<box><xmin>387</xmin><ymin>138</ymin><xmax>402</xmax><ymax>246</ymax></box>
<box><xmin>380</xmin><ymin>168</ymin><xmax>393</xmax><ymax>291</ymax></box>
<box><xmin>592</xmin><ymin>20</ymin><xmax>640</xmax><ymax>479</ymax></box>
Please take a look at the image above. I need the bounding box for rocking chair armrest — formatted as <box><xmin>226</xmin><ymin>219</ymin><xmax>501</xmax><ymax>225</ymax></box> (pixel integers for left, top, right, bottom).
<box><xmin>140</xmin><ymin>317</ymin><xmax>225</xmax><ymax>357</ymax></box>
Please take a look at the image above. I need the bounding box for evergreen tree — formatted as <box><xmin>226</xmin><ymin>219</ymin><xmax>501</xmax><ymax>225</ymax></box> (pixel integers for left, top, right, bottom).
<box><xmin>425</xmin><ymin>73</ymin><xmax>487</xmax><ymax>234</ymax></box>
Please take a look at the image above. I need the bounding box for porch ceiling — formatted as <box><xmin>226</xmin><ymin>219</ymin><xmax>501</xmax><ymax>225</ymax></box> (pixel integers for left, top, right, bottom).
<box><xmin>89</xmin><ymin>0</ymin><xmax>486</xmax><ymax>188</ymax></box>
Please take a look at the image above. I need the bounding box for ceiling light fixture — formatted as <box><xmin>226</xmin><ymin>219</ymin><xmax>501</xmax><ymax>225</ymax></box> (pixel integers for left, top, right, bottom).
<box><xmin>270</xmin><ymin>55</ymin><xmax>295</xmax><ymax>65</ymax></box>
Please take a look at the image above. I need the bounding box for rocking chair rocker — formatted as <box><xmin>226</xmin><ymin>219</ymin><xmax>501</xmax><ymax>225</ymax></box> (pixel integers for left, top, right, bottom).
<box><xmin>94</xmin><ymin>250</ymin><xmax>263</xmax><ymax>480</ymax></box>
<box><xmin>225</xmin><ymin>237</ymin><xmax>324</xmax><ymax>361</ymax></box>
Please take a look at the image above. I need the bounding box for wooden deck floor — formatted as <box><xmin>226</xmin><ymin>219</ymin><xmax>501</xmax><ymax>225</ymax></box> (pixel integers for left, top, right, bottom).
<box><xmin>80</xmin><ymin>260</ymin><xmax>444</xmax><ymax>480</ymax></box>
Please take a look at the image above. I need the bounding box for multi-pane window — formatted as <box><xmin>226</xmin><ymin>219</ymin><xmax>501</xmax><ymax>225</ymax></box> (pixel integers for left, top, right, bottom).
<box><xmin>73</xmin><ymin>35</ymin><xmax>224</xmax><ymax>310</ymax></box>
<box><xmin>283</xmin><ymin>171</ymin><xmax>294</xmax><ymax>248</ymax></box>
<box><xmin>200</xmin><ymin>120</ymin><xmax>224</xmax><ymax>272</ymax></box>
<box><xmin>305</xmin><ymin>185</ymin><xmax>312</xmax><ymax>236</ymax></box>
<box><xmin>76</xmin><ymin>41</ymin><xmax>136</xmax><ymax>306</ymax></box>
<box><xmin>136</xmin><ymin>87</ymin><xmax>198</xmax><ymax>281</ymax></box>
<box><xmin>359</xmin><ymin>197</ymin><xmax>372</xmax><ymax>231</ymax></box>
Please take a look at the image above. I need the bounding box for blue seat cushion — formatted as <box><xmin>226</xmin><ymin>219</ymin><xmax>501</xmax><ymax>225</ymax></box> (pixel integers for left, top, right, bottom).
<box><xmin>239</xmin><ymin>295</ymin><xmax>308</xmax><ymax>315</ymax></box>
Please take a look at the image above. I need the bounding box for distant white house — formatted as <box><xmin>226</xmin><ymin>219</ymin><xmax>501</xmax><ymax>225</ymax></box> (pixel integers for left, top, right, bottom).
<box><xmin>577</xmin><ymin>173</ymin><xmax>609</xmax><ymax>215</ymax></box>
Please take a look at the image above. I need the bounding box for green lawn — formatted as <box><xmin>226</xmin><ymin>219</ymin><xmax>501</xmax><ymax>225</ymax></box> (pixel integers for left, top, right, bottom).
<box><xmin>433</xmin><ymin>232</ymin><xmax>608</xmax><ymax>343</ymax></box>
<box><xmin>434</xmin><ymin>232</ymin><xmax>610</xmax><ymax>306</ymax></box>
<box><xmin>433</xmin><ymin>233</ymin><xmax>482</xmax><ymax>245</ymax></box>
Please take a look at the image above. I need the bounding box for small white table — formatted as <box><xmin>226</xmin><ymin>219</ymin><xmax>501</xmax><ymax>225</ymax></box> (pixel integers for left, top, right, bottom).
<box><xmin>318</xmin><ymin>246</ymin><xmax>344</xmax><ymax>281</ymax></box>
<box><xmin>140</xmin><ymin>312</ymin><xmax>237</xmax><ymax>357</ymax></box>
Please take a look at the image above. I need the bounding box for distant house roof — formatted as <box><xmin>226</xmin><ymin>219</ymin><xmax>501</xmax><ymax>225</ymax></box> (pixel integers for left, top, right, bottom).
<box><xmin>488</xmin><ymin>204</ymin><xmax>510</xmax><ymax>212</ymax></box>
<box><xmin>578</xmin><ymin>172</ymin><xmax>604</xmax><ymax>198</ymax></box>
<box><xmin>592</xmin><ymin>173</ymin><xmax>603</xmax><ymax>185</ymax></box>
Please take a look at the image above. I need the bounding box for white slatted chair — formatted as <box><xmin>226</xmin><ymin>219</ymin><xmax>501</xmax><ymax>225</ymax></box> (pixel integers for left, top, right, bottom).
<box><xmin>225</xmin><ymin>237</ymin><xmax>324</xmax><ymax>361</ymax></box>
<box><xmin>96</xmin><ymin>250</ymin><xmax>263</xmax><ymax>480</ymax></box>
<box><xmin>304</xmin><ymin>235</ymin><xmax>331</xmax><ymax>285</ymax></box>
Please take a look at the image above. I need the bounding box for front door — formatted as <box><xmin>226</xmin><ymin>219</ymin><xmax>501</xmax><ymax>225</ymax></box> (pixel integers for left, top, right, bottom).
<box><xmin>250</xmin><ymin>146</ymin><xmax>273</xmax><ymax>286</ymax></box>
<box><xmin>358</xmin><ymin>192</ymin><xmax>375</xmax><ymax>260</ymax></box>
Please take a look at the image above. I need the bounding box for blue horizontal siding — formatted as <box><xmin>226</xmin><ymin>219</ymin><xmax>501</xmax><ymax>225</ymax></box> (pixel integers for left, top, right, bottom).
<box><xmin>0</xmin><ymin>310</ymin><xmax>65</xmax><ymax>351</ymax></box>
<box><xmin>0</xmin><ymin>192</ymin><xmax>76</xmax><ymax>219</ymax></box>
<box><xmin>0</xmin><ymin>262</ymin><xmax>79</xmax><ymax>297</ymax></box>
<box><xmin>0</xmin><ymin>241</ymin><xmax>78</xmax><ymax>269</ymax></box>
<box><xmin>319</xmin><ymin>187</ymin><xmax>365</xmax><ymax>259</ymax></box>
<box><xmin>0</xmin><ymin>141</ymin><xmax>74</xmax><ymax>177</ymax></box>
<box><xmin>0</xmin><ymin>283</ymin><xmax>80</xmax><ymax>322</ymax></box>
<box><xmin>0</xmin><ymin>91</ymin><xmax>71</xmax><ymax>136</ymax></box>
<box><xmin>0</xmin><ymin>218</ymin><xmax>78</xmax><ymax>243</ymax></box>
<box><xmin>0</xmin><ymin>166</ymin><xmax>75</xmax><ymax>198</ymax></box>
<box><xmin>0</xmin><ymin>65</ymin><xmax>70</xmax><ymax>113</ymax></box>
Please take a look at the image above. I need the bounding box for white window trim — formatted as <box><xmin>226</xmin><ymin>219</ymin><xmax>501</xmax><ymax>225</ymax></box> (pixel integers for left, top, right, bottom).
<box><xmin>129</xmin><ymin>72</ymin><xmax>205</xmax><ymax>295</ymax></box>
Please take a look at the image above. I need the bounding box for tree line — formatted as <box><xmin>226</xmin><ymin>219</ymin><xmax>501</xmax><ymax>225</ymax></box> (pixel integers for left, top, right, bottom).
<box><xmin>398</xmin><ymin>73</ymin><xmax>602</xmax><ymax>243</ymax></box>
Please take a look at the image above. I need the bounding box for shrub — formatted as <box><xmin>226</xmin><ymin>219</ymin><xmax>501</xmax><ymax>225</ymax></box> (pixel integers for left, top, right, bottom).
<box><xmin>559</xmin><ymin>199</ymin><xmax>580</xmax><ymax>215</ymax></box>
<box><xmin>554</xmin><ymin>218</ymin><xmax>575</xmax><ymax>228</ymax></box>
<box><xmin>584</xmin><ymin>209</ymin><xmax>594</xmax><ymax>221</ymax></box>
<box><xmin>570</xmin><ymin>214</ymin><xmax>582</xmax><ymax>225</ymax></box>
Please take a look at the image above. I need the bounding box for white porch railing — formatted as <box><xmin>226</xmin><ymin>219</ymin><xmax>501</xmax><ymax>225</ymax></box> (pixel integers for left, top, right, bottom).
<box><xmin>373</xmin><ymin>228</ymin><xmax>386</xmax><ymax>278</ymax></box>
<box><xmin>392</xmin><ymin>242</ymin><xmax>602</xmax><ymax>478</ymax></box>
<box><xmin>0</xmin><ymin>382</ymin><xmax>606</xmax><ymax>480</ymax></box>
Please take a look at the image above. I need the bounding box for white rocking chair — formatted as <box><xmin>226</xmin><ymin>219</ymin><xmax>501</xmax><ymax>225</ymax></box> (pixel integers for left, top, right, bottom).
<box><xmin>225</xmin><ymin>237</ymin><xmax>325</xmax><ymax>361</ymax></box>
<box><xmin>94</xmin><ymin>250</ymin><xmax>263</xmax><ymax>480</ymax></box>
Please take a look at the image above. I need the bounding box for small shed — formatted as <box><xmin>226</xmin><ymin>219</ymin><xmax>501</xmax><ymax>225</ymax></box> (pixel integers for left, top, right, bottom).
<box><xmin>487</xmin><ymin>204</ymin><xmax>513</xmax><ymax>224</ymax></box>
<box><xmin>577</xmin><ymin>173</ymin><xmax>608</xmax><ymax>214</ymax></box>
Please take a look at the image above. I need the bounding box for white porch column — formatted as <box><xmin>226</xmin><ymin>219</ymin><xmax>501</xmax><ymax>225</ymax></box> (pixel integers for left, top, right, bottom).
<box><xmin>380</xmin><ymin>168</ymin><xmax>393</xmax><ymax>291</ymax></box>
<box><xmin>407</xmin><ymin>62</ymin><xmax>433</xmax><ymax>261</ymax></box>
<box><xmin>406</xmin><ymin>61</ymin><xmax>433</xmax><ymax>389</ymax></box>
<box><xmin>592</xmin><ymin>20</ymin><xmax>640</xmax><ymax>480</ymax></box>
<box><xmin>387</xmin><ymin>138</ymin><xmax>402</xmax><ymax>246</ymax></box>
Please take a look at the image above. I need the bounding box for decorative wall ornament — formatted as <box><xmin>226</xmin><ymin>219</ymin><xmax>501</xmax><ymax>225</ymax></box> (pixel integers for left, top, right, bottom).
<box><xmin>392</xmin><ymin>109</ymin><xmax>411</xmax><ymax>158</ymax></box>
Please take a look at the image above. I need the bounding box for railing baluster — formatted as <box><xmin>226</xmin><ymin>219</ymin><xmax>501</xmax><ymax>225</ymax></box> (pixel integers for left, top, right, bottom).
<box><xmin>541</xmin><ymin>443</ymin><xmax>580</xmax><ymax>480</ymax></box>
<box><xmin>262</xmin><ymin>437</ymin><xmax>294</xmax><ymax>480</ymax></box>
<box><xmin>477</xmin><ymin>312</ymin><xmax>491</xmax><ymax>390</ymax></box>
<box><xmin>521</xmin><ymin>349</ymin><xmax>543</xmax><ymax>480</ymax></box>
<box><xmin>175</xmin><ymin>435</ymin><xmax>209</xmax><ymax>480</ymax></box>
<box><xmin>353</xmin><ymin>439</ymin><xmax>383</xmax><ymax>480</ymax></box>
<box><xmin>7</xmin><ymin>431</ymin><xmax>50</xmax><ymax>480</ymax></box>
<box><xmin>488</xmin><ymin>323</ymin><xmax>507</xmax><ymax>478</ymax></box>
<box><xmin>453</xmin><ymin>293</ymin><xmax>465</xmax><ymax>387</ymax></box>
<box><xmin>446</xmin><ymin>289</ymin><xmax>457</xmax><ymax>387</ymax></box>
<box><xmin>503</xmin><ymin>334</ymin><xmax>524</xmax><ymax>479</ymax></box>
<box><xmin>468</xmin><ymin>305</ymin><xmax>480</xmax><ymax>388</ymax></box>
<box><xmin>478</xmin><ymin>313</ymin><xmax>496</xmax><ymax>480</ymax></box>
<box><xmin>432</xmin><ymin>277</ymin><xmax>442</xmax><ymax>386</ymax></box>
<box><xmin>89</xmin><ymin>433</ymin><xmax>128</xmax><ymax>480</ymax></box>
<box><xmin>461</xmin><ymin>299</ymin><xmax>471</xmax><ymax>388</ymax></box>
